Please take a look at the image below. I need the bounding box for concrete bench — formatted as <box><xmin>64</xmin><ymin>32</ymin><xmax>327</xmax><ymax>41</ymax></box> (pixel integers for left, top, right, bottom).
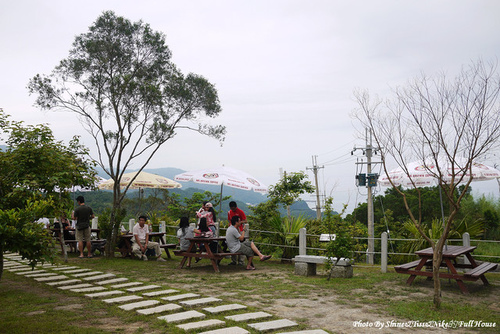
<box><xmin>293</xmin><ymin>255</ymin><xmax>352</xmax><ymax>277</ymax></box>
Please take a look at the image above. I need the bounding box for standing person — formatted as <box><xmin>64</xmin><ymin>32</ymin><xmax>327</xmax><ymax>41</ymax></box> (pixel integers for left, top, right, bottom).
<box><xmin>72</xmin><ymin>196</ymin><xmax>94</xmax><ymax>258</ymax></box>
<box><xmin>204</xmin><ymin>202</ymin><xmax>217</xmax><ymax>234</ymax></box>
<box><xmin>227</xmin><ymin>201</ymin><xmax>246</xmax><ymax>265</ymax></box>
<box><xmin>226</xmin><ymin>216</ymin><xmax>271</xmax><ymax>270</ymax></box>
<box><xmin>132</xmin><ymin>215</ymin><xmax>166</xmax><ymax>261</ymax></box>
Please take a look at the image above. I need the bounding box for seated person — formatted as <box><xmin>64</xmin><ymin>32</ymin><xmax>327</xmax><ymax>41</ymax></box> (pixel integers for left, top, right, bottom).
<box><xmin>195</xmin><ymin>218</ymin><xmax>217</xmax><ymax>255</ymax></box>
<box><xmin>132</xmin><ymin>215</ymin><xmax>166</xmax><ymax>262</ymax></box>
<box><xmin>226</xmin><ymin>216</ymin><xmax>271</xmax><ymax>270</ymax></box>
<box><xmin>194</xmin><ymin>217</ymin><xmax>213</xmax><ymax>238</ymax></box>
<box><xmin>177</xmin><ymin>217</ymin><xmax>194</xmax><ymax>252</ymax></box>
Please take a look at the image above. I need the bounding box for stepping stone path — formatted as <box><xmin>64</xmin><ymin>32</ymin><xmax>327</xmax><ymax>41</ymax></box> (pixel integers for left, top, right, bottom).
<box><xmin>3</xmin><ymin>253</ymin><xmax>329</xmax><ymax>333</ymax></box>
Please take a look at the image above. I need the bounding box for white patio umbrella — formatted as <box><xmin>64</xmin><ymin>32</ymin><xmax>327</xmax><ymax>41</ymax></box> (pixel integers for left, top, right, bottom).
<box><xmin>379</xmin><ymin>156</ymin><xmax>500</xmax><ymax>244</ymax></box>
<box><xmin>379</xmin><ymin>157</ymin><xmax>500</xmax><ymax>187</ymax></box>
<box><xmin>98</xmin><ymin>171</ymin><xmax>182</xmax><ymax>190</ymax></box>
<box><xmin>174</xmin><ymin>166</ymin><xmax>267</xmax><ymax>214</ymax></box>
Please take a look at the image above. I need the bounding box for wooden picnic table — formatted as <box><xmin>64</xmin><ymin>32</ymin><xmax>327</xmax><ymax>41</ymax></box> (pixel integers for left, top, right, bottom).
<box><xmin>395</xmin><ymin>245</ymin><xmax>498</xmax><ymax>294</ymax></box>
<box><xmin>174</xmin><ymin>237</ymin><xmax>241</xmax><ymax>273</ymax></box>
<box><xmin>118</xmin><ymin>232</ymin><xmax>176</xmax><ymax>258</ymax></box>
<box><xmin>51</xmin><ymin>228</ymin><xmax>103</xmax><ymax>253</ymax></box>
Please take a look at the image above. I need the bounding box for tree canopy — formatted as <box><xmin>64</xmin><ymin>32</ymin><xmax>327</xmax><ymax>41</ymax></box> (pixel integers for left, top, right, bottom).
<box><xmin>0</xmin><ymin>109</ymin><xmax>97</xmax><ymax>278</ymax></box>
<box><xmin>28</xmin><ymin>11</ymin><xmax>226</xmax><ymax>257</ymax></box>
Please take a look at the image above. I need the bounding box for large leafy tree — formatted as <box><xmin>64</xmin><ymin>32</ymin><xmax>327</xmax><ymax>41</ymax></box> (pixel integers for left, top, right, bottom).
<box><xmin>355</xmin><ymin>59</ymin><xmax>500</xmax><ymax>308</ymax></box>
<box><xmin>0</xmin><ymin>110</ymin><xmax>97</xmax><ymax>274</ymax></box>
<box><xmin>28</xmin><ymin>11</ymin><xmax>226</xmax><ymax>257</ymax></box>
<box><xmin>268</xmin><ymin>171</ymin><xmax>315</xmax><ymax>221</ymax></box>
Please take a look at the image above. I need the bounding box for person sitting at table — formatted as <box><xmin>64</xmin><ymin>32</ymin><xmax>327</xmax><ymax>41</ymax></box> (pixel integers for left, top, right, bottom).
<box><xmin>226</xmin><ymin>216</ymin><xmax>271</xmax><ymax>270</ymax></box>
<box><xmin>132</xmin><ymin>215</ymin><xmax>166</xmax><ymax>262</ymax></box>
<box><xmin>194</xmin><ymin>218</ymin><xmax>213</xmax><ymax>238</ymax></box>
<box><xmin>177</xmin><ymin>217</ymin><xmax>194</xmax><ymax>251</ymax></box>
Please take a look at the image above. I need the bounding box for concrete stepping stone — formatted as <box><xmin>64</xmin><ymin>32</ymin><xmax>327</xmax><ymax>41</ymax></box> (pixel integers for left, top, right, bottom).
<box><xmin>198</xmin><ymin>327</ymin><xmax>249</xmax><ymax>334</ymax></box>
<box><xmin>61</xmin><ymin>268</ymin><xmax>92</xmax><ymax>274</ymax></box>
<box><xmin>248</xmin><ymin>319</ymin><xmax>298</xmax><ymax>332</ymax></box>
<box><xmin>59</xmin><ymin>283</ymin><xmax>93</xmax><ymax>290</ymax></box>
<box><xmin>96</xmin><ymin>278</ymin><xmax>129</xmax><ymax>285</ymax></box>
<box><xmin>111</xmin><ymin>282</ymin><xmax>143</xmax><ymax>288</ymax></box>
<box><xmin>35</xmin><ymin>275</ymin><xmax>68</xmax><ymax>282</ymax></box>
<box><xmin>157</xmin><ymin>310</ymin><xmax>205</xmax><ymax>323</ymax></box>
<box><xmin>72</xmin><ymin>271</ymin><xmax>103</xmax><ymax>277</ymax></box>
<box><xmin>71</xmin><ymin>286</ymin><xmax>107</xmax><ymax>293</ymax></box>
<box><xmin>204</xmin><ymin>304</ymin><xmax>247</xmax><ymax>314</ymax></box>
<box><xmin>102</xmin><ymin>295</ymin><xmax>143</xmax><ymax>304</ymax></box>
<box><xmin>177</xmin><ymin>319</ymin><xmax>225</xmax><ymax>331</ymax></box>
<box><xmin>142</xmin><ymin>289</ymin><xmax>178</xmax><ymax>297</ymax></box>
<box><xmin>85</xmin><ymin>290</ymin><xmax>124</xmax><ymax>298</ymax></box>
<box><xmin>24</xmin><ymin>273</ymin><xmax>58</xmax><ymax>278</ymax></box>
<box><xmin>161</xmin><ymin>293</ymin><xmax>200</xmax><ymax>301</ymax></box>
<box><xmin>7</xmin><ymin>267</ymin><xmax>36</xmax><ymax>272</ymax></box>
<box><xmin>278</xmin><ymin>330</ymin><xmax>330</xmax><ymax>334</ymax></box>
<box><xmin>51</xmin><ymin>266</ymin><xmax>79</xmax><ymax>271</ymax></box>
<box><xmin>136</xmin><ymin>303</ymin><xmax>182</xmax><ymax>315</ymax></box>
<box><xmin>126</xmin><ymin>285</ymin><xmax>161</xmax><ymax>292</ymax></box>
<box><xmin>17</xmin><ymin>270</ymin><xmax>46</xmax><ymax>275</ymax></box>
<box><xmin>4</xmin><ymin>264</ymin><xmax>26</xmax><ymax>269</ymax></box>
<box><xmin>226</xmin><ymin>312</ymin><xmax>272</xmax><ymax>322</ymax></box>
<box><xmin>119</xmin><ymin>300</ymin><xmax>160</xmax><ymax>311</ymax></box>
<box><xmin>47</xmin><ymin>279</ymin><xmax>82</xmax><ymax>286</ymax></box>
<box><xmin>82</xmin><ymin>273</ymin><xmax>116</xmax><ymax>281</ymax></box>
<box><xmin>2</xmin><ymin>261</ymin><xmax>21</xmax><ymax>266</ymax></box>
<box><xmin>180</xmin><ymin>297</ymin><xmax>221</xmax><ymax>307</ymax></box>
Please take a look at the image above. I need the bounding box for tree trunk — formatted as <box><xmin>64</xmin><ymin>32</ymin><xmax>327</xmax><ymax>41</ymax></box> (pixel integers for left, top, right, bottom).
<box><xmin>0</xmin><ymin>244</ymin><xmax>3</xmax><ymax>280</ymax></box>
<box><xmin>432</xmin><ymin>244</ymin><xmax>443</xmax><ymax>309</ymax></box>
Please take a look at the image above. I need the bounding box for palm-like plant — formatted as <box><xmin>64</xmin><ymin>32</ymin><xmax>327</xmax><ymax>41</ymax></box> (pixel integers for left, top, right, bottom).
<box><xmin>267</xmin><ymin>215</ymin><xmax>308</xmax><ymax>260</ymax></box>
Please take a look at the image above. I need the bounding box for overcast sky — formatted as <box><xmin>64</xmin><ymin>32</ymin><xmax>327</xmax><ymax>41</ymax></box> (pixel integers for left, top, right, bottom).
<box><xmin>2</xmin><ymin>0</ymin><xmax>500</xmax><ymax>213</ymax></box>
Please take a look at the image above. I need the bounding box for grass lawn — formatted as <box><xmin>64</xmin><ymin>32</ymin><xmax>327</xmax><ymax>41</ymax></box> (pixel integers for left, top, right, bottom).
<box><xmin>1</xmin><ymin>251</ymin><xmax>499</xmax><ymax>333</ymax></box>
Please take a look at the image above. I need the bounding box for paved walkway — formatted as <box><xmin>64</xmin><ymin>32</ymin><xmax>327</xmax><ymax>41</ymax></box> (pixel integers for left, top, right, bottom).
<box><xmin>3</xmin><ymin>253</ymin><xmax>329</xmax><ymax>334</ymax></box>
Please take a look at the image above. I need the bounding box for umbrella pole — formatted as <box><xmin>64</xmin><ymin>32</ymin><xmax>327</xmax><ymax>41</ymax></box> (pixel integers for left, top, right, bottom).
<box><xmin>218</xmin><ymin>184</ymin><xmax>224</xmax><ymax>219</ymax></box>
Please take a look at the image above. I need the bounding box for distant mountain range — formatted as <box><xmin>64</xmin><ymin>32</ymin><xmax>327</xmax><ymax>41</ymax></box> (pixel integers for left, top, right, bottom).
<box><xmin>97</xmin><ymin>166</ymin><xmax>317</xmax><ymax>218</ymax></box>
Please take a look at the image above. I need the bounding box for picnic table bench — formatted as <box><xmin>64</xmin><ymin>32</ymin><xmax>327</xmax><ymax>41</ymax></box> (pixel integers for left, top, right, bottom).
<box><xmin>51</xmin><ymin>228</ymin><xmax>105</xmax><ymax>255</ymax></box>
<box><xmin>395</xmin><ymin>245</ymin><xmax>498</xmax><ymax>294</ymax></box>
<box><xmin>118</xmin><ymin>232</ymin><xmax>175</xmax><ymax>258</ymax></box>
<box><xmin>174</xmin><ymin>237</ymin><xmax>243</xmax><ymax>272</ymax></box>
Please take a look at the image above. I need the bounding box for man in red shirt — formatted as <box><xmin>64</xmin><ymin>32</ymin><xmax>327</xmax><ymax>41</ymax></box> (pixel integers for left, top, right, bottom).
<box><xmin>227</xmin><ymin>201</ymin><xmax>247</xmax><ymax>265</ymax></box>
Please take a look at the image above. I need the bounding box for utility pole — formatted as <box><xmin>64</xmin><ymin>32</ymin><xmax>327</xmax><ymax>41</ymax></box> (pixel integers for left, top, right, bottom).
<box><xmin>352</xmin><ymin>128</ymin><xmax>380</xmax><ymax>265</ymax></box>
<box><xmin>307</xmin><ymin>155</ymin><xmax>324</xmax><ymax>220</ymax></box>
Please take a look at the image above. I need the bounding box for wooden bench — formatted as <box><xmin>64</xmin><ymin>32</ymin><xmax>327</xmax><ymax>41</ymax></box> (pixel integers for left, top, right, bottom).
<box><xmin>63</xmin><ymin>239</ymin><xmax>107</xmax><ymax>255</ymax></box>
<box><xmin>173</xmin><ymin>250</ymin><xmax>242</xmax><ymax>260</ymax></box>
<box><xmin>159</xmin><ymin>243</ymin><xmax>177</xmax><ymax>259</ymax></box>
<box><xmin>293</xmin><ymin>255</ymin><xmax>352</xmax><ymax>276</ymax></box>
<box><xmin>464</xmin><ymin>262</ymin><xmax>498</xmax><ymax>278</ymax></box>
<box><xmin>394</xmin><ymin>259</ymin><xmax>433</xmax><ymax>273</ymax></box>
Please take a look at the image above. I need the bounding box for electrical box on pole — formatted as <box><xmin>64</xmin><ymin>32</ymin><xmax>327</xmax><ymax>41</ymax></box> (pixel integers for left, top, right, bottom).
<box><xmin>356</xmin><ymin>173</ymin><xmax>366</xmax><ymax>186</ymax></box>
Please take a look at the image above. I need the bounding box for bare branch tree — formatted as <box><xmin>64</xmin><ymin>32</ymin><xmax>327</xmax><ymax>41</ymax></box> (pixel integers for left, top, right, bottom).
<box><xmin>353</xmin><ymin>59</ymin><xmax>500</xmax><ymax>308</ymax></box>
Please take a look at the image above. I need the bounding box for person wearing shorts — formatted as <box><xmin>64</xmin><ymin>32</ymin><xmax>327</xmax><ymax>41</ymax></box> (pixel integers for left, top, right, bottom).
<box><xmin>72</xmin><ymin>195</ymin><xmax>94</xmax><ymax>258</ymax></box>
<box><xmin>225</xmin><ymin>216</ymin><xmax>271</xmax><ymax>270</ymax></box>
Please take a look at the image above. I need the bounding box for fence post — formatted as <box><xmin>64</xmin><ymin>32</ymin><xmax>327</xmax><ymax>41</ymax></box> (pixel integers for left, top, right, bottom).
<box><xmin>381</xmin><ymin>232</ymin><xmax>388</xmax><ymax>273</ymax></box>
<box><xmin>159</xmin><ymin>221</ymin><xmax>166</xmax><ymax>233</ymax></box>
<box><xmin>92</xmin><ymin>217</ymin><xmax>98</xmax><ymax>229</ymax></box>
<box><xmin>299</xmin><ymin>228</ymin><xmax>306</xmax><ymax>255</ymax></box>
<box><xmin>463</xmin><ymin>232</ymin><xmax>470</xmax><ymax>265</ymax></box>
